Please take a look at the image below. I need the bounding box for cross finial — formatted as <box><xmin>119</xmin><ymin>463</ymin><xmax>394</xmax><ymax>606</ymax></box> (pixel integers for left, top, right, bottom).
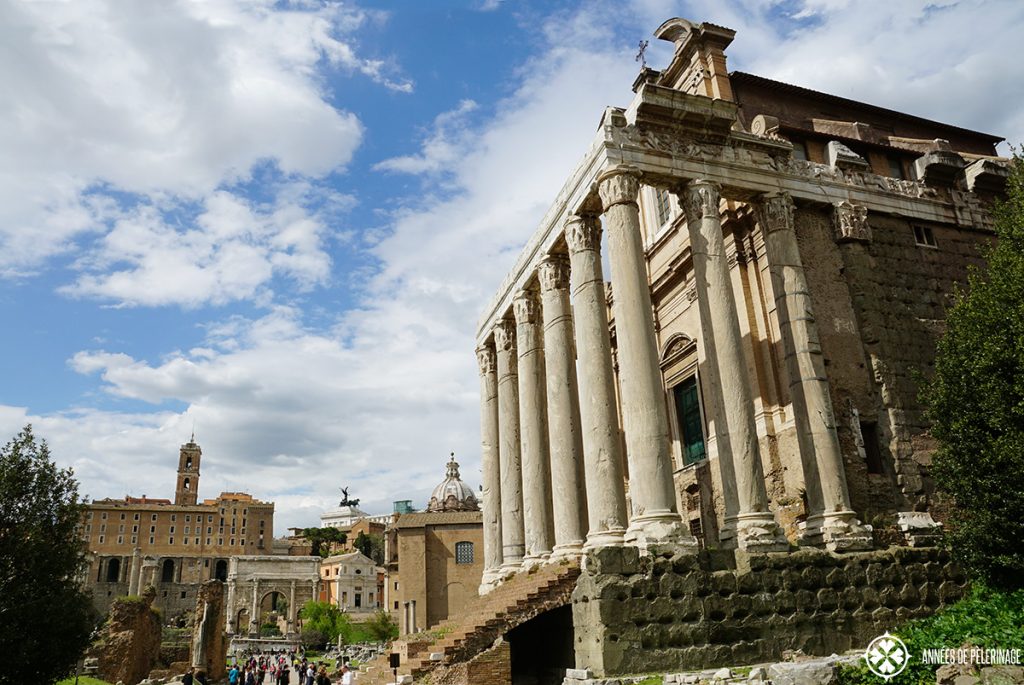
<box><xmin>635</xmin><ymin>39</ymin><xmax>649</xmax><ymax>68</ymax></box>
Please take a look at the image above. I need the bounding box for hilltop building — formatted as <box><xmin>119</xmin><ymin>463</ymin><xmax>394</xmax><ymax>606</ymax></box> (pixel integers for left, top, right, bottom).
<box><xmin>81</xmin><ymin>437</ymin><xmax>275</xmax><ymax>618</ymax></box>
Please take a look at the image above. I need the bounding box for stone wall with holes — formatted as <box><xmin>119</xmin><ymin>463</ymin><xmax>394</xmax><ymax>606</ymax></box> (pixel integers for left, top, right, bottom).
<box><xmin>571</xmin><ymin>545</ymin><xmax>967</xmax><ymax>677</ymax></box>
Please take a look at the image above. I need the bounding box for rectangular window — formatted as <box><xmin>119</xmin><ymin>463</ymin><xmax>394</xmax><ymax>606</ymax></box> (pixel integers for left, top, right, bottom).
<box><xmin>673</xmin><ymin>376</ymin><xmax>707</xmax><ymax>465</ymax></box>
<box><xmin>171</xmin><ymin>514</ymin><xmax>176</xmax><ymax>522</ymax></box>
<box><xmin>208</xmin><ymin>515</ymin><xmax>213</xmax><ymax>522</ymax></box>
<box><xmin>169</xmin><ymin>537</ymin><xmax>174</xmax><ymax>545</ymax></box>
<box><xmin>98</xmin><ymin>535</ymin><xmax>104</xmax><ymax>544</ymax></box>
<box><xmin>185</xmin><ymin>515</ymin><xmax>191</xmax><ymax>522</ymax></box>
<box><xmin>184</xmin><ymin>526</ymin><xmax>190</xmax><ymax>534</ymax></box>
<box><xmin>101</xmin><ymin>512</ymin><xmax>107</xmax><ymax>520</ymax></box>
<box><xmin>655</xmin><ymin>188</ymin><xmax>671</xmax><ymax>226</ymax></box>
<box><xmin>230</xmin><ymin>538</ymin><xmax>235</xmax><ymax>546</ymax></box>
<box><xmin>184</xmin><ymin>537</ymin><xmax>189</xmax><ymax>545</ymax></box>
<box><xmin>149</xmin><ymin>536</ymin><xmax>155</xmax><ymax>544</ymax></box>
<box><xmin>394</xmin><ymin>601</ymin><xmax>399</xmax><ymax>610</ymax></box>
<box><xmin>207</xmin><ymin>527</ymin><xmax>212</xmax><ymax>534</ymax></box>
<box><xmin>150</xmin><ymin>526</ymin><xmax>155</xmax><ymax>533</ymax></box>
<box><xmin>206</xmin><ymin>538</ymin><xmax>211</xmax><ymax>545</ymax></box>
<box><xmin>170</xmin><ymin>526</ymin><xmax>175</xmax><ymax>534</ymax></box>
<box><xmin>219</xmin><ymin>538</ymin><xmax>223</xmax><ymax>545</ymax></box>
<box><xmin>118</xmin><ymin>524</ymin><xmax>124</xmax><ymax>533</ymax></box>
<box><xmin>152</xmin><ymin>514</ymin><xmax>157</xmax><ymax>521</ymax></box>
<box><xmin>120</xmin><ymin>513</ymin><xmax>126</xmax><ymax>520</ymax></box>
<box><xmin>791</xmin><ymin>140</ymin><xmax>808</xmax><ymax>161</ymax></box>
<box><xmin>117</xmin><ymin>535</ymin><xmax>123</xmax><ymax>544</ymax></box>
<box><xmin>914</xmin><ymin>225</ymin><xmax>937</xmax><ymax>248</ymax></box>
<box><xmin>455</xmin><ymin>541</ymin><xmax>474</xmax><ymax>564</ymax></box>
<box><xmin>132</xmin><ymin>525</ymin><xmax>138</xmax><ymax>533</ymax></box>
<box><xmin>860</xmin><ymin>421</ymin><xmax>885</xmax><ymax>475</ymax></box>
<box><xmin>133</xmin><ymin>513</ymin><xmax>140</xmax><ymax>521</ymax></box>
<box><xmin>887</xmin><ymin>154</ymin><xmax>905</xmax><ymax>179</ymax></box>
<box><xmin>195</xmin><ymin>537</ymin><xmax>200</xmax><ymax>545</ymax></box>
<box><xmin>131</xmin><ymin>536</ymin><xmax>137</xmax><ymax>544</ymax></box>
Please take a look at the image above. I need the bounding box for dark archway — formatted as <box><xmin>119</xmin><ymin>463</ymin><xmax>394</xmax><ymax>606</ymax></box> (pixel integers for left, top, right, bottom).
<box><xmin>215</xmin><ymin>559</ymin><xmax>228</xmax><ymax>581</ymax></box>
<box><xmin>105</xmin><ymin>557</ymin><xmax>121</xmax><ymax>583</ymax></box>
<box><xmin>161</xmin><ymin>558</ymin><xmax>175</xmax><ymax>583</ymax></box>
<box><xmin>506</xmin><ymin>605</ymin><xmax>574</xmax><ymax>685</ymax></box>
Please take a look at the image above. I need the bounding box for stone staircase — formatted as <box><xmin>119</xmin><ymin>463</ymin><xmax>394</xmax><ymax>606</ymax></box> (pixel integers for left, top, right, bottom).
<box><xmin>356</xmin><ymin>559</ymin><xmax>581</xmax><ymax>684</ymax></box>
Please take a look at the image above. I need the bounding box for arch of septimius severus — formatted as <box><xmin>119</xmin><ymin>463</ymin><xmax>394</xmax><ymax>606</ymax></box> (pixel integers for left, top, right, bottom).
<box><xmin>471</xmin><ymin>16</ymin><xmax>1006</xmax><ymax>595</ymax></box>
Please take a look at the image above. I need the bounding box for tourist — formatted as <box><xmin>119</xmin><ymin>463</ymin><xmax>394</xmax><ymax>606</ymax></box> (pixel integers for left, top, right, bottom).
<box><xmin>182</xmin><ymin>668</ymin><xmax>194</xmax><ymax>685</ymax></box>
<box><xmin>338</xmin><ymin>665</ymin><xmax>352</xmax><ymax>685</ymax></box>
<box><xmin>228</xmin><ymin>664</ymin><xmax>240</xmax><ymax>685</ymax></box>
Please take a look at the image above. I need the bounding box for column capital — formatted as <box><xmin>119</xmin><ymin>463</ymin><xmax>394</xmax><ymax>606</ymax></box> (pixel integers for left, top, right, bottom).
<box><xmin>755</xmin><ymin>192</ymin><xmax>795</xmax><ymax>234</ymax></box>
<box><xmin>538</xmin><ymin>254</ymin><xmax>571</xmax><ymax>293</ymax></box>
<box><xmin>513</xmin><ymin>288</ymin><xmax>542</xmax><ymax>325</ymax></box>
<box><xmin>564</xmin><ymin>214</ymin><xmax>602</xmax><ymax>254</ymax></box>
<box><xmin>476</xmin><ymin>344</ymin><xmax>497</xmax><ymax>375</ymax></box>
<box><xmin>680</xmin><ymin>179</ymin><xmax>721</xmax><ymax>224</ymax></box>
<box><xmin>597</xmin><ymin>165</ymin><xmax>642</xmax><ymax>210</ymax></box>
<box><xmin>493</xmin><ymin>318</ymin><xmax>516</xmax><ymax>353</ymax></box>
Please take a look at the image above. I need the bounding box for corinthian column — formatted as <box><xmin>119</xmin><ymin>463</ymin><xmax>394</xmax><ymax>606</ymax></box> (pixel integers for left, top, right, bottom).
<box><xmin>756</xmin><ymin>193</ymin><xmax>872</xmax><ymax>552</ymax></box>
<box><xmin>476</xmin><ymin>343</ymin><xmax>505</xmax><ymax>590</ymax></box>
<box><xmin>494</xmin><ymin>318</ymin><xmax>525</xmax><ymax>569</ymax></box>
<box><xmin>680</xmin><ymin>179</ymin><xmax>788</xmax><ymax>552</ymax></box>
<box><xmin>538</xmin><ymin>254</ymin><xmax>588</xmax><ymax>558</ymax></box>
<box><xmin>514</xmin><ymin>288</ymin><xmax>555</xmax><ymax>564</ymax></box>
<box><xmin>597</xmin><ymin>166</ymin><xmax>696</xmax><ymax>553</ymax></box>
<box><xmin>565</xmin><ymin>214</ymin><xmax>628</xmax><ymax>548</ymax></box>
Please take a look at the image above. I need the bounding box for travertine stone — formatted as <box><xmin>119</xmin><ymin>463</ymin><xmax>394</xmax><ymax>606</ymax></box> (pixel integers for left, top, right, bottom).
<box><xmin>832</xmin><ymin>201</ymin><xmax>871</xmax><ymax>243</ymax></box>
<box><xmin>756</xmin><ymin>193</ymin><xmax>871</xmax><ymax>552</ymax></box>
<box><xmin>565</xmin><ymin>214</ymin><xmax>628</xmax><ymax>549</ymax></box>
<box><xmin>514</xmin><ymin>288</ymin><xmax>555</xmax><ymax>564</ymax></box>
<box><xmin>539</xmin><ymin>254</ymin><xmax>589</xmax><ymax>559</ymax></box>
<box><xmin>680</xmin><ymin>179</ymin><xmax>787</xmax><ymax>553</ymax></box>
<box><xmin>598</xmin><ymin>166</ymin><xmax>696</xmax><ymax>553</ymax></box>
<box><xmin>476</xmin><ymin>343</ymin><xmax>504</xmax><ymax>591</ymax></box>
<box><xmin>494</xmin><ymin>318</ymin><xmax>526</xmax><ymax>569</ymax></box>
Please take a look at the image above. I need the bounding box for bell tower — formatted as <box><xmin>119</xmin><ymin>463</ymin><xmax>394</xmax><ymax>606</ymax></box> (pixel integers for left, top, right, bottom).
<box><xmin>175</xmin><ymin>434</ymin><xmax>201</xmax><ymax>506</ymax></box>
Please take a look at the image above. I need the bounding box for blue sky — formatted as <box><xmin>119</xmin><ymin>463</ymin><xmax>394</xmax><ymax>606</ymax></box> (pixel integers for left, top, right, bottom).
<box><xmin>1</xmin><ymin>0</ymin><xmax>1022</xmax><ymax>532</ymax></box>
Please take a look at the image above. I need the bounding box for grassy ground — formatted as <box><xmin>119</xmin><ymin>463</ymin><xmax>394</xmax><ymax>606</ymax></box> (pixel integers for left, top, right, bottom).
<box><xmin>56</xmin><ymin>676</ymin><xmax>114</xmax><ymax>685</ymax></box>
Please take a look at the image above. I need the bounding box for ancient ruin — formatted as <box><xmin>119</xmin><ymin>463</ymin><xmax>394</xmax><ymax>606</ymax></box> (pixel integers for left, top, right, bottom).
<box><xmin>87</xmin><ymin>587</ymin><xmax>162</xmax><ymax>685</ymax></box>
<box><xmin>189</xmin><ymin>580</ymin><xmax>227</xmax><ymax>682</ymax></box>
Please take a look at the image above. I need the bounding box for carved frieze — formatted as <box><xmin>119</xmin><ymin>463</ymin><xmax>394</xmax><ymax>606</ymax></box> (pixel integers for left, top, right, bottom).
<box><xmin>476</xmin><ymin>345</ymin><xmax>496</xmax><ymax>376</ymax></box>
<box><xmin>754</xmin><ymin>192</ymin><xmax>795</xmax><ymax>235</ymax></box>
<box><xmin>493</xmin><ymin>318</ymin><xmax>517</xmax><ymax>354</ymax></box>
<box><xmin>513</xmin><ymin>289</ymin><xmax>542</xmax><ymax>326</ymax></box>
<box><xmin>538</xmin><ymin>254</ymin><xmax>571</xmax><ymax>293</ymax></box>
<box><xmin>681</xmin><ymin>181</ymin><xmax>721</xmax><ymax>224</ymax></box>
<box><xmin>950</xmin><ymin>189</ymin><xmax>994</xmax><ymax>230</ymax></box>
<box><xmin>564</xmin><ymin>215</ymin><xmax>602</xmax><ymax>255</ymax></box>
<box><xmin>597</xmin><ymin>166</ymin><xmax>642</xmax><ymax>210</ymax></box>
<box><xmin>832</xmin><ymin>201</ymin><xmax>871</xmax><ymax>243</ymax></box>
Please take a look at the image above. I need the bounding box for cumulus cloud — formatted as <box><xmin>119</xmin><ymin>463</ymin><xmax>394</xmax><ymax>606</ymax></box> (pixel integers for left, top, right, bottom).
<box><xmin>0</xmin><ymin>0</ymin><xmax>406</xmax><ymax>278</ymax></box>
<box><xmin>373</xmin><ymin>99</ymin><xmax>479</xmax><ymax>176</ymax></box>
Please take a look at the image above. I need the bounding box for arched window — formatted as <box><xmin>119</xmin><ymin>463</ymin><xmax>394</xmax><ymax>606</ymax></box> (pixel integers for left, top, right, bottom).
<box><xmin>185</xmin><ymin>456</ymin><xmax>192</xmax><ymax>469</ymax></box>
<box><xmin>183</xmin><ymin>478</ymin><xmax>191</xmax><ymax>491</ymax></box>
<box><xmin>455</xmin><ymin>541</ymin><xmax>474</xmax><ymax>565</ymax></box>
<box><xmin>106</xmin><ymin>558</ymin><xmax>121</xmax><ymax>582</ymax></box>
<box><xmin>161</xmin><ymin>559</ymin><xmax>175</xmax><ymax>583</ymax></box>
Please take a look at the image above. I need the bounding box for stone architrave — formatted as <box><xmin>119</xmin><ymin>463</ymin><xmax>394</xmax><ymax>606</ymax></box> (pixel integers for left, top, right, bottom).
<box><xmin>756</xmin><ymin>192</ymin><xmax>871</xmax><ymax>552</ymax></box>
<box><xmin>476</xmin><ymin>343</ymin><xmax>504</xmax><ymax>590</ymax></box>
<box><xmin>190</xmin><ymin>580</ymin><xmax>227</xmax><ymax>682</ymax></box>
<box><xmin>597</xmin><ymin>166</ymin><xmax>696</xmax><ymax>553</ymax></box>
<box><xmin>514</xmin><ymin>288</ymin><xmax>556</xmax><ymax>564</ymax></box>
<box><xmin>565</xmin><ymin>214</ymin><xmax>628</xmax><ymax>549</ymax></box>
<box><xmin>679</xmin><ymin>179</ymin><xmax>788</xmax><ymax>552</ymax></box>
<box><xmin>494</xmin><ymin>318</ymin><xmax>526</xmax><ymax>569</ymax></box>
<box><xmin>538</xmin><ymin>254</ymin><xmax>588</xmax><ymax>558</ymax></box>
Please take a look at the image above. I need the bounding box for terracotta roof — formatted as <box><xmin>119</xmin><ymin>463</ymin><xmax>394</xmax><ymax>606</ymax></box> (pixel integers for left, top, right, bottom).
<box><xmin>730</xmin><ymin>71</ymin><xmax>1003</xmax><ymax>143</ymax></box>
<box><xmin>393</xmin><ymin>511</ymin><xmax>483</xmax><ymax>529</ymax></box>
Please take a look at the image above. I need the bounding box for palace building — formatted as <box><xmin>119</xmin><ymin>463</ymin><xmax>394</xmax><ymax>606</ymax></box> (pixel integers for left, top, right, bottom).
<box><xmin>81</xmin><ymin>437</ymin><xmax>275</xmax><ymax>618</ymax></box>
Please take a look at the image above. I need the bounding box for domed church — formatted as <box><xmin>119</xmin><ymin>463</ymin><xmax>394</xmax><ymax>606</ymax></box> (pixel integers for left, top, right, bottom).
<box><xmin>427</xmin><ymin>454</ymin><xmax>480</xmax><ymax>513</ymax></box>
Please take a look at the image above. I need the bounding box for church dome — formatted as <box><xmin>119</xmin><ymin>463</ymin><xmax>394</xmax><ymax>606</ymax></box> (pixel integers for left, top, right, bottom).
<box><xmin>427</xmin><ymin>454</ymin><xmax>479</xmax><ymax>513</ymax></box>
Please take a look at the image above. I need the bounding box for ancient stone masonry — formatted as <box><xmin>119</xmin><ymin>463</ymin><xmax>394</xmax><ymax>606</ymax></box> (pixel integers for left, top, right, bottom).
<box><xmin>87</xmin><ymin>586</ymin><xmax>162</xmax><ymax>685</ymax></box>
<box><xmin>572</xmin><ymin>546</ymin><xmax>967</xmax><ymax>677</ymax></box>
<box><xmin>189</xmin><ymin>580</ymin><xmax>226</xmax><ymax>682</ymax></box>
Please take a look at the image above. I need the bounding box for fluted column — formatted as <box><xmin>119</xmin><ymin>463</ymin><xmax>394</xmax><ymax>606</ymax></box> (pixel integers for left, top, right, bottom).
<box><xmin>476</xmin><ymin>343</ymin><xmax>505</xmax><ymax>588</ymax></box>
<box><xmin>565</xmin><ymin>214</ymin><xmax>628</xmax><ymax>549</ymax></box>
<box><xmin>494</xmin><ymin>318</ymin><xmax>525</xmax><ymax>569</ymax></box>
<box><xmin>538</xmin><ymin>254</ymin><xmax>588</xmax><ymax>558</ymax></box>
<box><xmin>597</xmin><ymin>166</ymin><xmax>696</xmax><ymax>552</ymax></box>
<box><xmin>250</xmin><ymin>579</ymin><xmax>260</xmax><ymax>636</ymax></box>
<box><xmin>680</xmin><ymin>179</ymin><xmax>788</xmax><ymax>552</ymax></box>
<box><xmin>514</xmin><ymin>288</ymin><xmax>555</xmax><ymax>564</ymax></box>
<box><xmin>756</xmin><ymin>193</ymin><xmax>872</xmax><ymax>552</ymax></box>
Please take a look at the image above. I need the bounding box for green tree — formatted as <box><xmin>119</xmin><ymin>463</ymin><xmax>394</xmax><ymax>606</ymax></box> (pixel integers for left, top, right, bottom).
<box><xmin>352</xmin><ymin>531</ymin><xmax>385</xmax><ymax>565</ymax></box>
<box><xmin>299</xmin><ymin>600</ymin><xmax>351</xmax><ymax>643</ymax></box>
<box><xmin>0</xmin><ymin>425</ymin><xmax>95</xmax><ymax>683</ymax></box>
<box><xmin>364</xmin><ymin>609</ymin><xmax>399</xmax><ymax>642</ymax></box>
<box><xmin>925</xmin><ymin>155</ymin><xmax>1024</xmax><ymax>589</ymax></box>
<box><xmin>301</xmin><ymin>527</ymin><xmax>348</xmax><ymax>557</ymax></box>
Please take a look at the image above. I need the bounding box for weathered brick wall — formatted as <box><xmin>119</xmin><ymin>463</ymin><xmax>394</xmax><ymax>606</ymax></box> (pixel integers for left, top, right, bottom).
<box><xmin>572</xmin><ymin>545</ymin><xmax>967</xmax><ymax>677</ymax></box>
<box><xmin>428</xmin><ymin>639</ymin><xmax>511</xmax><ymax>685</ymax></box>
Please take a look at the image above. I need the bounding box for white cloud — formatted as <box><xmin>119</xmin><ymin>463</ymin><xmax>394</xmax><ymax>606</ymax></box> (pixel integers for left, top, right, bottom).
<box><xmin>0</xmin><ymin>0</ymin><xmax>407</xmax><ymax>278</ymax></box>
<box><xmin>373</xmin><ymin>99</ymin><xmax>479</xmax><ymax>176</ymax></box>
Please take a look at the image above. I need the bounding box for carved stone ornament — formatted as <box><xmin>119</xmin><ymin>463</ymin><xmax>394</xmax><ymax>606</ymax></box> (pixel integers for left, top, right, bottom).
<box><xmin>832</xmin><ymin>201</ymin><xmax>871</xmax><ymax>243</ymax></box>
<box><xmin>513</xmin><ymin>289</ymin><xmax>542</xmax><ymax>325</ymax></box>
<box><xmin>476</xmin><ymin>345</ymin><xmax>496</xmax><ymax>376</ymax></box>
<box><xmin>564</xmin><ymin>215</ymin><xmax>602</xmax><ymax>254</ymax></box>
<box><xmin>493</xmin><ymin>318</ymin><xmax>517</xmax><ymax>353</ymax></box>
<box><xmin>538</xmin><ymin>254</ymin><xmax>571</xmax><ymax>293</ymax></box>
<box><xmin>681</xmin><ymin>180</ymin><xmax>721</xmax><ymax>224</ymax></box>
<box><xmin>596</xmin><ymin>166</ymin><xmax>642</xmax><ymax>211</ymax></box>
<box><xmin>755</xmin><ymin>192</ymin><xmax>795</xmax><ymax>235</ymax></box>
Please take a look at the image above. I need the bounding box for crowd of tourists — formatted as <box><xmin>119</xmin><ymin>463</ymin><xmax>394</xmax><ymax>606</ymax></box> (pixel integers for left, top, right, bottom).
<box><xmin>217</xmin><ymin>652</ymin><xmax>354</xmax><ymax>685</ymax></box>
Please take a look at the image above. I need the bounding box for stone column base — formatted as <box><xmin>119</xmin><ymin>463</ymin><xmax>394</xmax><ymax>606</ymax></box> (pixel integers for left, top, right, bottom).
<box><xmin>734</xmin><ymin>512</ymin><xmax>790</xmax><ymax>553</ymax></box>
<box><xmin>583</xmin><ymin>528</ymin><xmax>627</xmax><ymax>551</ymax></box>
<box><xmin>801</xmin><ymin>512</ymin><xmax>873</xmax><ymax>552</ymax></box>
<box><xmin>550</xmin><ymin>541</ymin><xmax>585</xmax><ymax>561</ymax></box>
<box><xmin>478</xmin><ymin>568</ymin><xmax>504</xmax><ymax>595</ymax></box>
<box><xmin>522</xmin><ymin>553</ymin><xmax>551</xmax><ymax>570</ymax></box>
<box><xmin>625</xmin><ymin>513</ymin><xmax>699</xmax><ymax>554</ymax></box>
<box><xmin>897</xmin><ymin>511</ymin><xmax>943</xmax><ymax>547</ymax></box>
